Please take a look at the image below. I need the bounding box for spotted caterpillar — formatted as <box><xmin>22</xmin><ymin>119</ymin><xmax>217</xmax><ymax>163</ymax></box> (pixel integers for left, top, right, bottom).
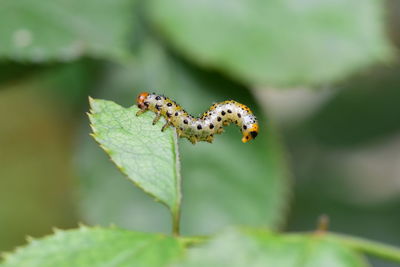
<box><xmin>136</xmin><ymin>92</ymin><xmax>259</xmax><ymax>144</ymax></box>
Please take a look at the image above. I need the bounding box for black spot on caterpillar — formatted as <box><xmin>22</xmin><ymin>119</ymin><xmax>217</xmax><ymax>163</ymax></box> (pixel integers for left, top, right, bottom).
<box><xmin>136</xmin><ymin>92</ymin><xmax>259</xmax><ymax>144</ymax></box>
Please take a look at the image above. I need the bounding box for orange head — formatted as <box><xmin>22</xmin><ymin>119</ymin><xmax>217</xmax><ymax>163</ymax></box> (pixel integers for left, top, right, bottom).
<box><xmin>136</xmin><ymin>92</ymin><xmax>149</xmax><ymax>110</ymax></box>
<box><xmin>241</xmin><ymin>123</ymin><xmax>259</xmax><ymax>143</ymax></box>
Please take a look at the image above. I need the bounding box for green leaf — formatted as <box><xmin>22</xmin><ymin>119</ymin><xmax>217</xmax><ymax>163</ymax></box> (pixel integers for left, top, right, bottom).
<box><xmin>0</xmin><ymin>0</ymin><xmax>135</xmax><ymax>62</ymax></box>
<box><xmin>1</xmin><ymin>227</ymin><xmax>184</xmax><ymax>267</ymax></box>
<box><xmin>77</xmin><ymin>35</ymin><xmax>291</xmax><ymax>234</ymax></box>
<box><xmin>176</xmin><ymin>229</ymin><xmax>369</xmax><ymax>267</ymax></box>
<box><xmin>88</xmin><ymin>98</ymin><xmax>182</xmax><ymax>217</ymax></box>
<box><xmin>146</xmin><ymin>0</ymin><xmax>391</xmax><ymax>86</ymax></box>
<box><xmin>305</xmin><ymin>65</ymin><xmax>400</xmax><ymax>147</ymax></box>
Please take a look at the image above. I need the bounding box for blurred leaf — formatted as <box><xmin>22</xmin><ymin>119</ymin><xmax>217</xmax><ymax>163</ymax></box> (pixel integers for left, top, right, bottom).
<box><xmin>88</xmin><ymin>98</ymin><xmax>181</xmax><ymax>214</ymax></box>
<box><xmin>177</xmin><ymin>229</ymin><xmax>369</xmax><ymax>267</ymax></box>
<box><xmin>305</xmin><ymin>65</ymin><xmax>400</xmax><ymax>147</ymax></box>
<box><xmin>286</xmin><ymin>154</ymin><xmax>400</xmax><ymax>248</ymax></box>
<box><xmin>77</xmin><ymin>35</ymin><xmax>291</xmax><ymax>234</ymax></box>
<box><xmin>39</xmin><ymin>59</ymin><xmax>101</xmax><ymax>109</ymax></box>
<box><xmin>146</xmin><ymin>0</ymin><xmax>391</xmax><ymax>87</ymax></box>
<box><xmin>1</xmin><ymin>227</ymin><xmax>184</xmax><ymax>267</ymax></box>
<box><xmin>0</xmin><ymin>0</ymin><xmax>135</xmax><ymax>62</ymax></box>
<box><xmin>0</xmin><ymin>62</ymin><xmax>37</xmax><ymax>84</ymax></box>
<box><xmin>0</xmin><ymin>80</ymin><xmax>77</xmax><ymax>252</ymax></box>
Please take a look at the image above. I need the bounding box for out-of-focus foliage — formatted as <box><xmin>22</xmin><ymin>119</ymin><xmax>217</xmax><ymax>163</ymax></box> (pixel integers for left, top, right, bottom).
<box><xmin>305</xmin><ymin>65</ymin><xmax>400</xmax><ymax>147</ymax></box>
<box><xmin>147</xmin><ymin>0</ymin><xmax>391</xmax><ymax>86</ymax></box>
<box><xmin>0</xmin><ymin>82</ymin><xmax>77</xmax><ymax>252</ymax></box>
<box><xmin>0</xmin><ymin>0</ymin><xmax>135</xmax><ymax>62</ymax></box>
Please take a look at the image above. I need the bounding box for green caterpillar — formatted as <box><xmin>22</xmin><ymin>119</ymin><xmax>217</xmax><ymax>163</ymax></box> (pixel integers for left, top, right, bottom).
<box><xmin>136</xmin><ymin>92</ymin><xmax>259</xmax><ymax>144</ymax></box>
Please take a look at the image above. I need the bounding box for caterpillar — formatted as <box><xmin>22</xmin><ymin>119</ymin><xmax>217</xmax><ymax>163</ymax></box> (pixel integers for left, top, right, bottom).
<box><xmin>136</xmin><ymin>92</ymin><xmax>259</xmax><ymax>144</ymax></box>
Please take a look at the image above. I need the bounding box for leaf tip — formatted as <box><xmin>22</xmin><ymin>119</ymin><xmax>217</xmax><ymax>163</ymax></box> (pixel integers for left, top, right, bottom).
<box><xmin>88</xmin><ymin>96</ymin><xmax>94</xmax><ymax>105</ymax></box>
<box><xmin>25</xmin><ymin>235</ymin><xmax>34</xmax><ymax>243</ymax></box>
<box><xmin>52</xmin><ymin>227</ymin><xmax>62</xmax><ymax>234</ymax></box>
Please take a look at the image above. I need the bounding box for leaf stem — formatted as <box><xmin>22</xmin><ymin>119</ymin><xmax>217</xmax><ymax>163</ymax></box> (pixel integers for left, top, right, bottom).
<box><xmin>172</xmin><ymin>209</ymin><xmax>181</xmax><ymax>236</ymax></box>
<box><xmin>328</xmin><ymin>233</ymin><xmax>400</xmax><ymax>263</ymax></box>
<box><xmin>172</xmin><ymin>132</ymin><xmax>182</xmax><ymax>236</ymax></box>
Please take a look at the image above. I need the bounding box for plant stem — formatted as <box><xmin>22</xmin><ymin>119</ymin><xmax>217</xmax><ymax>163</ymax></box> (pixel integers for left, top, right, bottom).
<box><xmin>172</xmin><ymin>132</ymin><xmax>182</xmax><ymax>236</ymax></box>
<box><xmin>172</xmin><ymin>208</ymin><xmax>181</xmax><ymax>236</ymax></box>
<box><xmin>328</xmin><ymin>233</ymin><xmax>400</xmax><ymax>263</ymax></box>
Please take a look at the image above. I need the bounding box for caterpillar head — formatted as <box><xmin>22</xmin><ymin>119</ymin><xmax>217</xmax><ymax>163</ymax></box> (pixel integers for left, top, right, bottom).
<box><xmin>241</xmin><ymin>123</ymin><xmax>259</xmax><ymax>143</ymax></box>
<box><xmin>137</xmin><ymin>92</ymin><xmax>149</xmax><ymax>110</ymax></box>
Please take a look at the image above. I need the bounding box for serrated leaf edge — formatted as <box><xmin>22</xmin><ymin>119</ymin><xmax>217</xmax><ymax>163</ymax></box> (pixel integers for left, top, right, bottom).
<box><xmin>87</xmin><ymin>97</ymin><xmax>179</xmax><ymax>212</ymax></box>
<box><xmin>1</xmin><ymin>224</ymin><xmax>183</xmax><ymax>264</ymax></box>
<box><xmin>1</xmin><ymin>224</ymin><xmax>94</xmax><ymax>263</ymax></box>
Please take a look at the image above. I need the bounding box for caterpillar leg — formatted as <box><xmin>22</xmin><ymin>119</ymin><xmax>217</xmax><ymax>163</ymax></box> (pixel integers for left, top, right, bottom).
<box><xmin>189</xmin><ymin>136</ymin><xmax>197</xmax><ymax>145</ymax></box>
<box><xmin>176</xmin><ymin>128</ymin><xmax>183</xmax><ymax>137</ymax></box>
<box><xmin>216</xmin><ymin>127</ymin><xmax>224</xmax><ymax>134</ymax></box>
<box><xmin>152</xmin><ymin>113</ymin><xmax>161</xmax><ymax>125</ymax></box>
<box><xmin>161</xmin><ymin>121</ymin><xmax>171</xmax><ymax>132</ymax></box>
<box><xmin>206</xmin><ymin>135</ymin><xmax>214</xmax><ymax>143</ymax></box>
<box><xmin>136</xmin><ymin>109</ymin><xmax>147</xmax><ymax>116</ymax></box>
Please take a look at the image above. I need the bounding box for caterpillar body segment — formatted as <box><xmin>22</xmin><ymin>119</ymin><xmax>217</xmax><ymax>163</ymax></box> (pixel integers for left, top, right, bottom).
<box><xmin>136</xmin><ymin>92</ymin><xmax>259</xmax><ymax>144</ymax></box>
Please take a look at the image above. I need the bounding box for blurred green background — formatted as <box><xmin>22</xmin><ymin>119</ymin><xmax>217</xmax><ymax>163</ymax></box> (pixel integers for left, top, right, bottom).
<box><xmin>0</xmin><ymin>1</ymin><xmax>399</xmax><ymax>266</ymax></box>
